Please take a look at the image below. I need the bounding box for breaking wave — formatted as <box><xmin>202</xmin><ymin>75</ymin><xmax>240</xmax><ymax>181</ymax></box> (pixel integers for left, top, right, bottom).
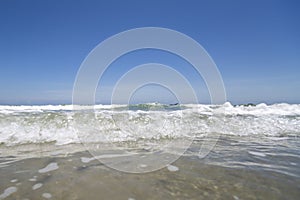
<box><xmin>0</xmin><ymin>102</ymin><xmax>299</xmax><ymax>146</ymax></box>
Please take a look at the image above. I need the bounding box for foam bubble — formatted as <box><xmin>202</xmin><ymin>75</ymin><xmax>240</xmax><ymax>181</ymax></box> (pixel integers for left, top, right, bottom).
<box><xmin>42</xmin><ymin>193</ymin><xmax>52</xmax><ymax>199</ymax></box>
<box><xmin>38</xmin><ymin>163</ymin><xmax>59</xmax><ymax>173</ymax></box>
<box><xmin>139</xmin><ymin>164</ymin><xmax>147</xmax><ymax>168</ymax></box>
<box><xmin>29</xmin><ymin>177</ymin><xmax>37</xmax><ymax>182</ymax></box>
<box><xmin>32</xmin><ymin>183</ymin><xmax>43</xmax><ymax>190</ymax></box>
<box><xmin>167</xmin><ymin>164</ymin><xmax>179</xmax><ymax>172</ymax></box>
<box><xmin>80</xmin><ymin>157</ymin><xmax>95</xmax><ymax>163</ymax></box>
<box><xmin>0</xmin><ymin>186</ymin><xmax>17</xmax><ymax>199</ymax></box>
<box><xmin>248</xmin><ymin>151</ymin><xmax>266</xmax><ymax>157</ymax></box>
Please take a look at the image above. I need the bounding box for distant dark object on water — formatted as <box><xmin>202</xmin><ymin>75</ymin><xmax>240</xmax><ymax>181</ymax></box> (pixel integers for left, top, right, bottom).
<box><xmin>234</xmin><ymin>103</ymin><xmax>256</xmax><ymax>107</ymax></box>
<box><xmin>169</xmin><ymin>103</ymin><xmax>179</xmax><ymax>106</ymax></box>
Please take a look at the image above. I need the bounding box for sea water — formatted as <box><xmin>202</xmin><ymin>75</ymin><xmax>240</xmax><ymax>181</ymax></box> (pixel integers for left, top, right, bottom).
<box><xmin>0</xmin><ymin>103</ymin><xmax>299</xmax><ymax>199</ymax></box>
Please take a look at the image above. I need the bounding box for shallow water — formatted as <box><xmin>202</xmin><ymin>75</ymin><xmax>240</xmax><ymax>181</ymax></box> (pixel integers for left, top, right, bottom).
<box><xmin>0</xmin><ymin>136</ymin><xmax>299</xmax><ymax>200</ymax></box>
<box><xmin>0</xmin><ymin>103</ymin><xmax>299</xmax><ymax>199</ymax></box>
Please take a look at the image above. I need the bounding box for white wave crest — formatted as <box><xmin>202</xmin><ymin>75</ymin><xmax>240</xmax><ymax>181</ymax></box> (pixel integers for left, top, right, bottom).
<box><xmin>0</xmin><ymin>103</ymin><xmax>299</xmax><ymax>146</ymax></box>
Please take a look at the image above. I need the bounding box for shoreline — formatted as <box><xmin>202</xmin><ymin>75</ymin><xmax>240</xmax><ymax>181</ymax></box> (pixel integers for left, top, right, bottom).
<box><xmin>1</xmin><ymin>135</ymin><xmax>299</xmax><ymax>200</ymax></box>
<box><xmin>1</xmin><ymin>150</ymin><xmax>299</xmax><ymax>200</ymax></box>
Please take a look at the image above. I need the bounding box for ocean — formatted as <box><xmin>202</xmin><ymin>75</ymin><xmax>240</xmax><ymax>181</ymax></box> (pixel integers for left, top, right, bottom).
<box><xmin>0</xmin><ymin>103</ymin><xmax>299</xmax><ymax>199</ymax></box>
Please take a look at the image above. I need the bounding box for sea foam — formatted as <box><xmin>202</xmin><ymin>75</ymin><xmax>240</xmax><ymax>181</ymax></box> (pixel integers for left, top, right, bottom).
<box><xmin>0</xmin><ymin>103</ymin><xmax>299</xmax><ymax>146</ymax></box>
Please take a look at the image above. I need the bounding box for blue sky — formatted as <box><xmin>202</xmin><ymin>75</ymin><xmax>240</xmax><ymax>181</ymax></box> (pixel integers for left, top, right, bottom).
<box><xmin>0</xmin><ymin>0</ymin><xmax>299</xmax><ymax>105</ymax></box>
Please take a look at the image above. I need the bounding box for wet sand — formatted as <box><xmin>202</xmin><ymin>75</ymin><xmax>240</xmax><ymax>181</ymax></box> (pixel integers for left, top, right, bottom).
<box><xmin>0</xmin><ymin>146</ymin><xmax>299</xmax><ymax>200</ymax></box>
